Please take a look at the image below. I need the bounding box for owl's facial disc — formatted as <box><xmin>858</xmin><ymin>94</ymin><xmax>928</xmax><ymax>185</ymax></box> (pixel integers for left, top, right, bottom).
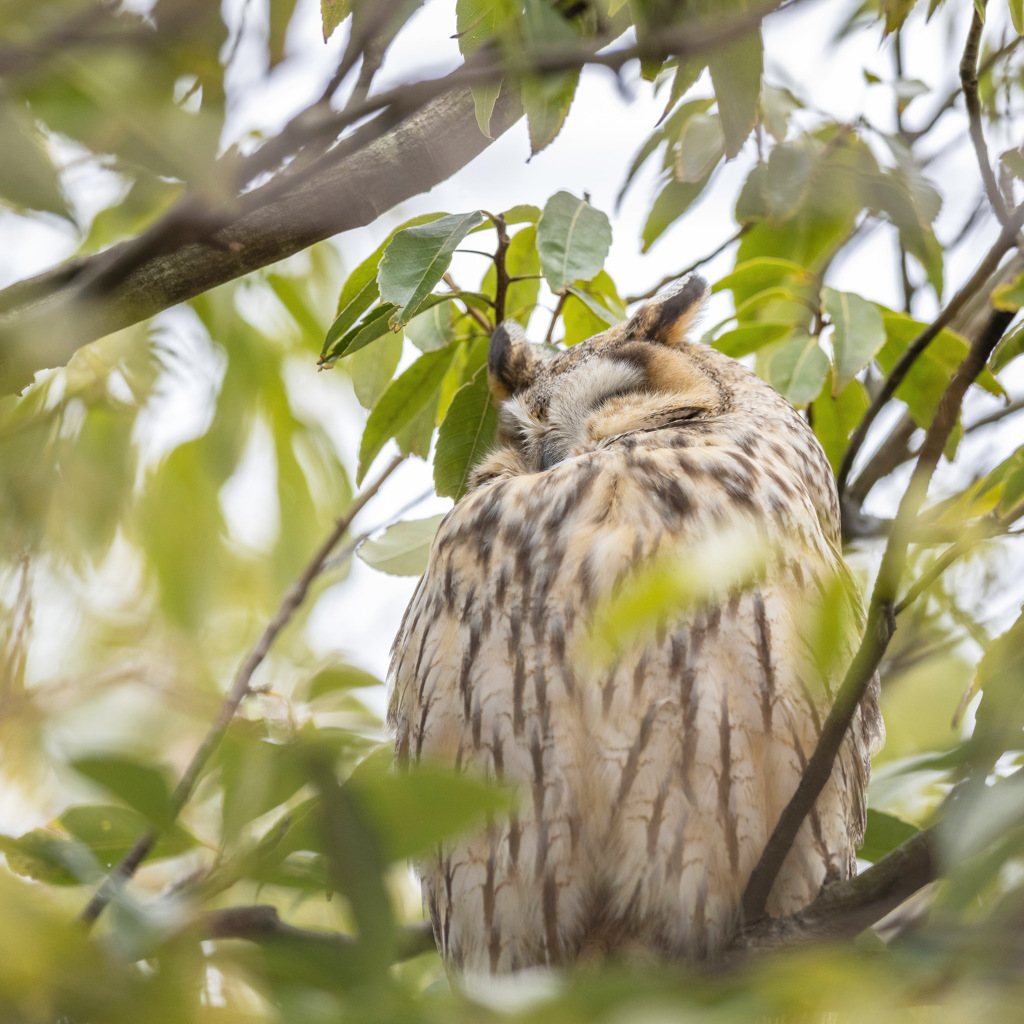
<box><xmin>484</xmin><ymin>273</ymin><xmax>721</xmax><ymax>474</ymax></box>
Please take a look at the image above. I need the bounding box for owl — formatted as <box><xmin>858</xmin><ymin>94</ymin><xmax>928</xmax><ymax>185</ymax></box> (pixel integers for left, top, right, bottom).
<box><xmin>388</xmin><ymin>275</ymin><xmax>883</xmax><ymax>973</ymax></box>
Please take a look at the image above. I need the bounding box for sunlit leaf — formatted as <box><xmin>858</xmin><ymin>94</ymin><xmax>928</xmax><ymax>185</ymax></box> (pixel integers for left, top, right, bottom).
<box><xmin>358</xmin><ymin>514</ymin><xmax>445</xmax><ymax>576</ymax></box>
<box><xmin>812</xmin><ymin>379</ymin><xmax>870</xmax><ymax>475</ymax></box>
<box><xmin>992</xmin><ymin>271</ymin><xmax>1024</xmax><ymax>311</ymax></box>
<box><xmin>323</xmin><ymin>214</ymin><xmax>445</xmax><ymax>360</ymax></box>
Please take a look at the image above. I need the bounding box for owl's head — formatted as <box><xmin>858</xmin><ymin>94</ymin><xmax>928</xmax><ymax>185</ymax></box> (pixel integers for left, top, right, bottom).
<box><xmin>477</xmin><ymin>275</ymin><xmax>730</xmax><ymax>481</ymax></box>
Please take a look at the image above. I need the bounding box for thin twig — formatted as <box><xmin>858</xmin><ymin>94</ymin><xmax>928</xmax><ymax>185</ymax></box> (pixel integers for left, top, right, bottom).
<box><xmin>961</xmin><ymin>2</ymin><xmax>1013</xmax><ymax>228</ymax></box>
<box><xmin>624</xmin><ymin>226</ymin><xmax>749</xmax><ymax>304</ymax></box>
<box><xmin>486</xmin><ymin>211</ymin><xmax>512</xmax><ymax>324</ymax></box>
<box><xmin>742</xmin><ymin>306</ymin><xmax>1016</xmax><ymax>923</ymax></box>
<box><xmin>836</xmin><ymin>203</ymin><xmax>1024</xmax><ymax>500</ymax></box>
<box><xmin>895</xmin><ymin>500</ymin><xmax>1024</xmax><ymax>615</ymax></box>
<box><xmin>545</xmin><ymin>292</ymin><xmax>569</xmax><ymax>346</ymax></box>
<box><xmin>442</xmin><ymin>273</ymin><xmax>492</xmax><ymax>332</ymax></box>
<box><xmin>78</xmin><ymin>454</ymin><xmax>406</xmax><ymax>927</ymax></box>
<box><xmin>904</xmin><ymin>34</ymin><xmax>1024</xmax><ymax>143</ymax></box>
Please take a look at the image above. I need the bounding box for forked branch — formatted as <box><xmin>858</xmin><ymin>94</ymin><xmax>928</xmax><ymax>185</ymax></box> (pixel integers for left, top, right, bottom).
<box><xmin>742</xmin><ymin>306</ymin><xmax>1016</xmax><ymax>923</ymax></box>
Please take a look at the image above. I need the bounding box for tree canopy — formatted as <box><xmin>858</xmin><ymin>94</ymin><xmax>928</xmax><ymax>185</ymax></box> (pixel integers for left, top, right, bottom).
<box><xmin>2</xmin><ymin>0</ymin><xmax>1024</xmax><ymax>1020</ymax></box>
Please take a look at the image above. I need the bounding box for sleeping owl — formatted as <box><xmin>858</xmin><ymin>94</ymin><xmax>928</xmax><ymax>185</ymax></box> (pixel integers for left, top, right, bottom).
<box><xmin>388</xmin><ymin>275</ymin><xmax>883</xmax><ymax>972</ymax></box>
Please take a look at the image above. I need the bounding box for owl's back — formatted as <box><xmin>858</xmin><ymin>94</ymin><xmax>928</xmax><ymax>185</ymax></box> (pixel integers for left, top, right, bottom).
<box><xmin>388</xmin><ymin>291</ymin><xmax>882</xmax><ymax>973</ymax></box>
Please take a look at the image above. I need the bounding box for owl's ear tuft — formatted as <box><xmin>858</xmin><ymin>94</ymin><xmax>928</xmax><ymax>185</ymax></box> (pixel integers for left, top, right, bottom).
<box><xmin>629</xmin><ymin>274</ymin><xmax>709</xmax><ymax>348</ymax></box>
<box><xmin>488</xmin><ymin>320</ymin><xmax>538</xmax><ymax>401</ymax></box>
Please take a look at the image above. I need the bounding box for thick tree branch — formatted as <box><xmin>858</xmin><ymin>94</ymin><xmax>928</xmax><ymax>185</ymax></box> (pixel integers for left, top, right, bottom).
<box><xmin>836</xmin><ymin>204</ymin><xmax>1024</xmax><ymax>500</ymax></box>
<box><xmin>0</xmin><ymin>85</ymin><xmax>523</xmax><ymax>395</ymax></box>
<box><xmin>742</xmin><ymin>307</ymin><xmax>1016</xmax><ymax>923</ymax></box>
<box><xmin>79</xmin><ymin>454</ymin><xmax>405</xmax><ymax>927</ymax></box>
<box><xmin>0</xmin><ymin>0</ymin><xmax>804</xmax><ymax>396</ymax></box>
<box><xmin>200</xmin><ymin>905</ymin><xmax>437</xmax><ymax>960</ymax></box>
<box><xmin>733</xmin><ymin>827</ymin><xmax>936</xmax><ymax>955</ymax></box>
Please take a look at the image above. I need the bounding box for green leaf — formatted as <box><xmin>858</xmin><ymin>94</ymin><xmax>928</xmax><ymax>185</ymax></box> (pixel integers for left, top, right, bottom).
<box><xmin>320</xmin><ymin>0</ymin><xmax>351</xmax><ymax>40</ymax></box>
<box><xmin>970</xmin><ymin>612</ymin><xmax>1024</xmax><ymax>773</ymax></box>
<box><xmin>641</xmin><ymin>174</ymin><xmax>712</xmax><ymax>251</ymax></box>
<box><xmin>992</xmin><ymin>323</ymin><xmax>1024</xmax><ymax>373</ymax></box>
<box><xmin>712</xmin><ymin>321</ymin><xmax>793</xmax><ymax>359</ymax></box>
<box><xmin>71</xmin><ymin>757</ymin><xmax>177</xmax><ymax>830</ymax></box>
<box><xmin>877</xmin><ymin>312</ymin><xmax>1004</xmax><ymax>440</ymax></box>
<box><xmin>350</xmin><ymin>332</ymin><xmax>403</xmax><ymax>410</ymax></box>
<box><xmin>764</xmin><ymin>140</ymin><xmax>812</xmax><ymax>222</ymax></box>
<box><xmin>310</xmin><ymin>757</ymin><xmax>395</xmax><ymax>970</ymax></box>
<box><xmin>0</xmin><ymin>97</ymin><xmax>72</xmax><ymax>221</ymax></box>
<box><xmin>406</xmin><ymin>299</ymin><xmax>455</xmax><ymax>352</ymax></box>
<box><xmin>456</xmin><ymin>0</ymin><xmax>519</xmax><ymax>52</ymax></box>
<box><xmin>0</xmin><ymin>830</ymin><xmax>101</xmax><ymax>885</ymax></box>
<box><xmin>662</xmin><ymin>56</ymin><xmax>706</xmax><ymax>120</ymax></box>
<box><xmin>358</xmin><ymin>514</ymin><xmax>445</xmax><ymax>576</ymax></box>
<box><xmin>357</xmin><ymin>347</ymin><xmax>457</xmax><ymax>483</ymax></box>
<box><xmin>812</xmin><ymin>379</ymin><xmax>870</xmax><ymax>475</ymax></box>
<box><xmin>707</xmin><ymin>28</ymin><xmax>763</xmax><ymax>158</ymax></box>
<box><xmin>348</xmin><ymin>762</ymin><xmax>513</xmax><ymax>862</ymax></box>
<box><xmin>537</xmin><ymin>190</ymin><xmax>613</xmax><ymax>292</ymax></box>
<box><xmin>323</xmin><ymin>213</ymin><xmax>445</xmax><ymax>359</ymax></box>
<box><xmin>763</xmin><ymin>333</ymin><xmax>830</xmax><ymax>408</ymax></box>
<box><xmin>675</xmin><ymin>113</ymin><xmax>724</xmax><ymax>183</ymax></box>
<box><xmin>566</xmin><ymin>286</ymin><xmax>622</xmax><ymax>327</ymax></box>
<box><xmin>992</xmin><ymin>271</ymin><xmax>1024</xmax><ymax>311</ymax></box>
<box><xmin>59</xmin><ymin>805</ymin><xmax>198</xmax><ymax>868</ymax></box>
<box><xmin>859</xmin><ymin>809</ymin><xmax>919</xmax><ymax>863</ymax></box>
<box><xmin>520</xmin><ymin>2</ymin><xmax>581</xmax><ymax>153</ymax></box>
<box><xmin>434</xmin><ymin>367</ymin><xmax>499</xmax><ymax>500</ymax></box>
<box><xmin>823</xmin><ymin>287</ymin><xmax>887</xmax><ymax>394</ymax></box>
<box><xmin>378</xmin><ymin>212</ymin><xmax>485</xmax><ymax>329</ymax></box>
<box><xmin>304</xmin><ymin>665</ymin><xmax>382</xmax><ymax>703</ymax></box>
<box><xmin>1010</xmin><ymin>0</ymin><xmax>1024</xmax><ymax>34</ymax></box>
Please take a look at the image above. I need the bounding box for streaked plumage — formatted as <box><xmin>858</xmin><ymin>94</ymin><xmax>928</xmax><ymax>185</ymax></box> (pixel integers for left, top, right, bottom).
<box><xmin>388</xmin><ymin>275</ymin><xmax>883</xmax><ymax>973</ymax></box>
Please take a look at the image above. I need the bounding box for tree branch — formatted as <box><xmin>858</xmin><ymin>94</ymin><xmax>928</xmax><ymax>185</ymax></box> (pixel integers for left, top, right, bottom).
<box><xmin>742</xmin><ymin>306</ymin><xmax>1016</xmax><ymax>923</ymax></box>
<box><xmin>0</xmin><ymin>0</ymin><xmax>805</xmax><ymax>396</ymax></box>
<box><xmin>836</xmin><ymin>203</ymin><xmax>1024</xmax><ymax>500</ymax></box>
<box><xmin>0</xmin><ymin>85</ymin><xmax>523</xmax><ymax>395</ymax></box>
<box><xmin>732</xmin><ymin>827</ymin><xmax>936</xmax><ymax>956</ymax></box>
<box><xmin>200</xmin><ymin>904</ymin><xmax>437</xmax><ymax>960</ymax></box>
<box><xmin>78</xmin><ymin>454</ymin><xmax>406</xmax><ymax>927</ymax></box>
<box><xmin>961</xmin><ymin>2</ymin><xmax>1013</xmax><ymax>228</ymax></box>
<box><xmin>624</xmin><ymin>226</ymin><xmax>749</xmax><ymax>304</ymax></box>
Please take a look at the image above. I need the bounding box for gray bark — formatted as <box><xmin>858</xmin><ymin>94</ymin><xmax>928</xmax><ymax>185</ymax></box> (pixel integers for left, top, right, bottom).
<box><xmin>0</xmin><ymin>84</ymin><xmax>523</xmax><ymax>395</ymax></box>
